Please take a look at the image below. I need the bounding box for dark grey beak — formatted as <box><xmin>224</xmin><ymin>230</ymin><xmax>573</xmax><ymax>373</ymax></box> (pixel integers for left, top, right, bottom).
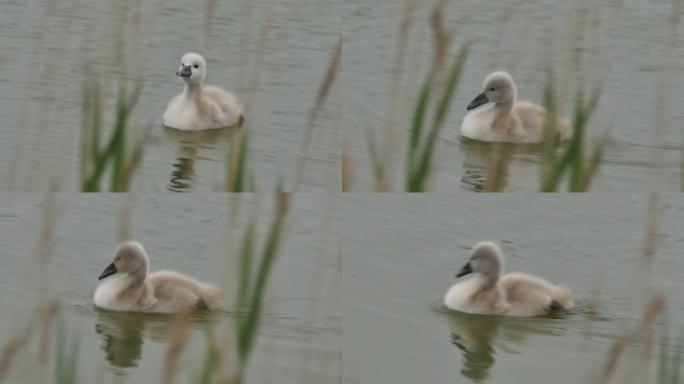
<box><xmin>176</xmin><ymin>65</ymin><xmax>192</xmax><ymax>78</ymax></box>
<box><xmin>98</xmin><ymin>262</ymin><xmax>118</xmax><ymax>280</ymax></box>
<box><xmin>455</xmin><ymin>262</ymin><xmax>473</xmax><ymax>278</ymax></box>
<box><xmin>466</xmin><ymin>93</ymin><xmax>489</xmax><ymax>111</ymax></box>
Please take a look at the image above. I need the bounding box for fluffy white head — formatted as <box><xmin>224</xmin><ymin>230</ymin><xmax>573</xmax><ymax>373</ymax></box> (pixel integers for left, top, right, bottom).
<box><xmin>176</xmin><ymin>52</ymin><xmax>207</xmax><ymax>86</ymax></box>
<box><xmin>467</xmin><ymin>71</ymin><xmax>517</xmax><ymax>110</ymax></box>
<box><xmin>98</xmin><ymin>241</ymin><xmax>150</xmax><ymax>280</ymax></box>
<box><xmin>456</xmin><ymin>241</ymin><xmax>504</xmax><ymax>278</ymax></box>
<box><xmin>482</xmin><ymin>71</ymin><xmax>516</xmax><ymax>104</ymax></box>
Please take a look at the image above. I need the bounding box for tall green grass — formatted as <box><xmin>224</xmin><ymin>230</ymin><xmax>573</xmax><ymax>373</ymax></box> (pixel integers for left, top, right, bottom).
<box><xmin>54</xmin><ymin>322</ymin><xmax>79</xmax><ymax>384</ymax></box>
<box><xmin>80</xmin><ymin>82</ymin><xmax>145</xmax><ymax>192</ymax></box>
<box><xmin>294</xmin><ymin>38</ymin><xmax>341</xmax><ymax>191</ymax></box>
<box><xmin>539</xmin><ymin>82</ymin><xmax>604</xmax><ymax>192</ymax></box>
<box><xmin>405</xmin><ymin>46</ymin><xmax>469</xmax><ymax>192</ymax></box>
<box><xmin>657</xmin><ymin>330</ymin><xmax>683</xmax><ymax>384</ymax></box>
<box><xmin>225</xmin><ymin>126</ymin><xmax>252</xmax><ymax>192</ymax></box>
<box><xmin>366</xmin><ymin>43</ymin><xmax>469</xmax><ymax>192</ymax></box>
<box><xmin>230</xmin><ymin>193</ymin><xmax>289</xmax><ymax>384</ymax></box>
<box><xmin>364</xmin><ymin>1</ymin><xmax>469</xmax><ymax>192</ymax></box>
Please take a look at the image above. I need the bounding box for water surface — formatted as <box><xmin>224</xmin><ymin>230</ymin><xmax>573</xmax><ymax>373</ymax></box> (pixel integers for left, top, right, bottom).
<box><xmin>343</xmin><ymin>194</ymin><xmax>684</xmax><ymax>383</ymax></box>
<box><xmin>0</xmin><ymin>194</ymin><xmax>340</xmax><ymax>383</ymax></box>
<box><xmin>0</xmin><ymin>0</ymin><xmax>341</xmax><ymax>192</ymax></box>
<box><xmin>343</xmin><ymin>0</ymin><xmax>684</xmax><ymax>191</ymax></box>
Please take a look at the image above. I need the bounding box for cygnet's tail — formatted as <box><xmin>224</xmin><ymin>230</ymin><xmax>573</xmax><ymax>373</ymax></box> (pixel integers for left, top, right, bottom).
<box><xmin>197</xmin><ymin>283</ymin><xmax>224</xmax><ymax>311</ymax></box>
<box><xmin>550</xmin><ymin>286</ymin><xmax>574</xmax><ymax>311</ymax></box>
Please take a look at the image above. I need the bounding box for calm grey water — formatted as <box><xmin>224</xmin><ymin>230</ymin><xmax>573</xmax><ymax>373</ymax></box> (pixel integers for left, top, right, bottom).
<box><xmin>344</xmin><ymin>0</ymin><xmax>684</xmax><ymax>191</ymax></box>
<box><xmin>0</xmin><ymin>194</ymin><xmax>340</xmax><ymax>383</ymax></box>
<box><xmin>0</xmin><ymin>0</ymin><xmax>341</xmax><ymax>192</ymax></box>
<box><xmin>343</xmin><ymin>194</ymin><xmax>684</xmax><ymax>383</ymax></box>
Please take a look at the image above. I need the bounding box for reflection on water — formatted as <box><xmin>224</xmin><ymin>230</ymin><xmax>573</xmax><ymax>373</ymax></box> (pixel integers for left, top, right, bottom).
<box><xmin>458</xmin><ymin>139</ymin><xmax>553</xmax><ymax>192</ymax></box>
<box><xmin>94</xmin><ymin>308</ymin><xmax>218</xmax><ymax>370</ymax></box>
<box><xmin>444</xmin><ymin>310</ymin><xmax>569</xmax><ymax>383</ymax></box>
<box><xmin>163</xmin><ymin>127</ymin><xmax>239</xmax><ymax>192</ymax></box>
<box><xmin>446</xmin><ymin>312</ymin><xmax>500</xmax><ymax>382</ymax></box>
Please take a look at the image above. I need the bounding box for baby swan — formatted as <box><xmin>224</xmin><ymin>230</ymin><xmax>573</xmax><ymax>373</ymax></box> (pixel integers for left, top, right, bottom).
<box><xmin>163</xmin><ymin>52</ymin><xmax>243</xmax><ymax>130</ymax></box>
<box><xmin>94</xmin><ymin>241</ymin><xmax>223</xmax><ymax>313</ymax></box>
<box><xmin>461</xmin><ymin>71</ymin><xmax>571</xmax><ymax>143</ymax></box>
<box><xmin>444</xmin><ymin>241</ymin><xmax>574</xmax><ymax>317</ymax></box>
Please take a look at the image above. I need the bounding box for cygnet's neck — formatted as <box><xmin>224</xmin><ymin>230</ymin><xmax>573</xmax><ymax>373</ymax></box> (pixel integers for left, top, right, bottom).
<box><xmin>478</xmin><ymin>262</ymin><xmax>501</xmax><ymax>289</ymax></box>
<box><xmin>125</xmin><ymin>264</ymin><xmax>148</xmax><ymax>287</ymax></box>
<box><xmin>490</xmin><ymin>101</ymin><xmax>514</xmax><ymax>130</ymax></box>
<box><xmin>494</xmin><ymin>100</ymin><xmax>514</xmax><ymax>113</ymax></box>
<box><xmin>477</xmin><ymin>269</ymin><xmax>501</xmax><ymax>290</ymax></box>
<box><xmin>493</xmin><ymin>86</ymin><xmax>517</xmax><ymax>115</ymax></box>
<box><xmin>183</xmin><ymin>82</ymin><xmax>202</xmax><ymax>102</ymax></box>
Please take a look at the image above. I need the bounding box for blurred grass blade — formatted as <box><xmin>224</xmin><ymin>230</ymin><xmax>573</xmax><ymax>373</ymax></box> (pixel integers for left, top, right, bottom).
<box><xmin>540</xmin><ymin>86</ymin><xmax>604</xmax><ymax>192</ymax></box>
<box><xmin>366</xmin><ymin>127</ymin><xmax>385</xmax><ymax>187</ymax></box>
<box><xmin>119</xmin><ymin>133</ymin><xmax>147</xmax><ymax>192</ymax></box>
<box><xmin>408</xmin><ymin>70</ymin><xmax>433</xmax><ymax>165</ymax></box>
<box><xmin>237</xmin><ymin>195</ymin><xmax>288</xmax><ymax>359</ymax></box>
<box><xmin>432</xmin><ymin>44</ymin><xmax>469</xmax><ymax>131</ymax></box>
<box><xmin>236</xmin><ymin>220</ymin><xmax>255</xmax><ymax>311</ymax></box>
<box><xmin>197</xmin><ymin>328</ymin><xmax>219</xmax><ymax>384</ymax></box>
<box><xmin>234</xmin><ymin>131</ymin><xmax>249</xmax><ymax>192</ymax></box>
<box><xmin>54</xmin><ymin>323</ymin><xmax>79</xmax><ymax>384</ymax></box>
<box><xmin>80</xmin><ymin>83</ymin><xmax>102</xmax><ymax>185</ymax></box>
<box><xmin>294</xmin><ymin>39</ymin><xmax>341</xmax><ymax>190</ymax></box>
<box><xmin>410</xmin><ymin>45</ymin><xmax>469</xmax><ymax>191</ymax></box>
<box><xmin>540</xmin><ymin>78</ymin><xmax>558</xmax><ymax>186</ymax></box>
<box><xmin>226</xmin><ymin>129</ymin><xmax>249</xmax><ymax>192</ymax></box>
<box><xmin>80</xmin><ymin>82</ymin><xmax>143</xmax><ymax>192</ymax></box>
<box><xmin>406</xmin><ymin>45</ymin><xmax>468</xmax><ymax>192</ymax></box>
<box><xmin>233</xmin><ymin>194</ymin><xmax>290</xmax><ymax>384</ymax></box>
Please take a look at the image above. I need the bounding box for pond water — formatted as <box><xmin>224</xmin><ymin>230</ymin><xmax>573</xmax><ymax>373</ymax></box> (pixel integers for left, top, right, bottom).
<box><xmin>0</xmin><ymin>194</ymin><xmax>340</xmax><ymax>383</ymax></box>
<box><xmin>342</xmin><ymin>194</ymin><xmax>684</xmax><ymax>383</ymax></box>
<box><xmin>343</xmin><ymin>0</ymin><xmax>684</xmax><ymax>192</ymax></box>
<box><xmin>0</xmin><ymin>0</ymin><xmax>341</xmax><ymax>192</ymax></box>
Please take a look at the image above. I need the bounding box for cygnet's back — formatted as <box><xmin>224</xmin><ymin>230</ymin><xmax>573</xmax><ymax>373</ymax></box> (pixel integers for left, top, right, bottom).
<box><xmin>147</xmin><ymin>270</ymin><xmax>223</xmax><ymax>313</ymax></box>
<box><xmin>498</xmin><ymin>272</ymin><xmax>574</xmax><ymax>317</ymax></box>
<box><xmin>94</xmin><ymin>241</ymin><xmax>223</xmax><ymax>313</ymax></box>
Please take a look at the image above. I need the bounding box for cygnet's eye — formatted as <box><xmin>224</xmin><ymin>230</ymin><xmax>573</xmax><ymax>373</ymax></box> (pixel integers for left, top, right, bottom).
<box><xmin>489</xmin><ymin>87</ymin><xmax>496</xmax><ymax>92</ymax></box>
<box><xmin>193</xmin><ymin>64</ymin><xmax>199</xmax><ymax>69</ymax></box>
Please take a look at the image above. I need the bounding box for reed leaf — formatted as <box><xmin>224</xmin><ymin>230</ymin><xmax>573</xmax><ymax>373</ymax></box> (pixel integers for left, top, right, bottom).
<box><xmin>232</xmin><ymin>194</ymin><xmax>290</xmax><ymax>384</ymax></box>
<box><xmin>408</xmin><ymin>71</ymin><xmax>434</xmax><ymax>163</ymax></box>
<box><xmin>540</xmin><ymin>87</ymin><xmax>603</xmax><ymax>192</ymax></box>
<box><xmin>227</xmin><ymin>130</ymin><xmax>249</xmax><ymax>192</ymax></box>
<box><xmin>366</xmin><ymin>127</ymin><xmax>385</xmax><ymax>185</ymax></box>
<box><xmin>236</xmin><ymin>221</ymin><xmax>255</xmax><ymax>311</ymax></box>
<box><xmin>54</xmin><ymin>324</ymin><xmax>79</xmax><ymax>384</ymax></box>
<box><xmin>405</xmin><ymin>45</ymin><xmax>468</xmax><ymax>192</ymax></box>
<box><xmin>657</xmin><ymin>329</ymin><xmax>683</xmax><ymax>384</ymax></box>
<box><xmin>197</xmin><ymin>328</ymin><xmax>220</xmax><ymax>384</ymax></box>
<box><xmin>409</xmin><ymin>45</ymin><xmax>469</xmax><ymax>191</ymax></box>
<box><xmin>80</xmin><ymin>82</ymin><xmax>143</xmax><ymax>192</ymax></box>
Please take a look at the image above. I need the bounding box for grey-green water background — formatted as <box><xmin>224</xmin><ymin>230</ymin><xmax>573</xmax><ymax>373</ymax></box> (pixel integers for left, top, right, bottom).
<box><xmin>0</xmin><ymin>0</ymin><xmax>341</xmax><ymax>192</ymax></box>
<box><xmin>344</xmin><ymin>0</ymin><xmax>684</xmax><ymax>191</ymax></box>
<box><xmin>0</xmin><ymin>194</ymin><xmax>340</xmax><ymax>383</ymax></box>
<box><xmin>343</xmin><ymin>194</ymin><xmax>684</xmax><ymax>383</ymax></box>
